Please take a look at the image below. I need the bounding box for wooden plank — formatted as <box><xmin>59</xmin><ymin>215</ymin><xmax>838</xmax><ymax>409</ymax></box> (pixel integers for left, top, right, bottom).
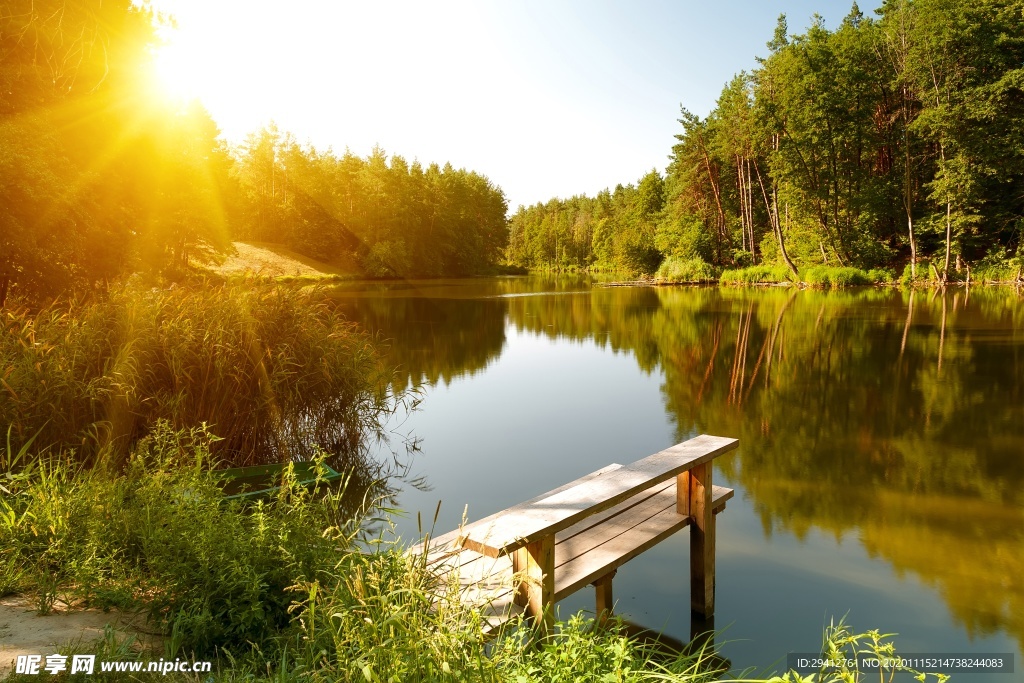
<box><xmin>555</xmin><ymin>482</ymin><xmax>682</xmax><ymax>569</ymax></box>
<box><xmin>556</xmin><ymin>479</ymin><xmax>675</xmax><ymax>545</ymax></box>
<box><xmin>410</xmin><ymin>463</ymin><xmax>625</xmax><ymax>555</ymax></box>
<box><xmin>461</xmin><ymin>435</ymin><xmax>738</xmax><ymax>556</ymax></box>
<box><xmin>422</xmin><ymin>548</ymin><xmax>521</xmax><ymax>633</ymax></box>
<box><xmin>553</xmin><ymin>485</ymin><xmax>732</xmax><ymax>601</ymax></box>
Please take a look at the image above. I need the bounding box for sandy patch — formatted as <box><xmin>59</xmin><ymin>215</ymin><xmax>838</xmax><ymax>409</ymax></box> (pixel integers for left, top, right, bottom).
<box><xmin>0</xmin><ymin>596</ymin><xmax>160</xmax><ymax>675</ymax></box>
<box><xmin>209</xmin><ymin>241</ymin><xmax>354</xmax><ymax>278</ymax></box>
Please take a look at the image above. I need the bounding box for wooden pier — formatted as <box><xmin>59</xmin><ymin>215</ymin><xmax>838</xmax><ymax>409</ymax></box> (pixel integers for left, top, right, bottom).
<box><xmin>412</xmin><ymin>434</ymin><xmax>738</xmax><ymax>633</ymax></box>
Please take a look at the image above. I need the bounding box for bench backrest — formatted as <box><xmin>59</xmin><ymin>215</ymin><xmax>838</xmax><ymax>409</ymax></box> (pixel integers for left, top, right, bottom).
<box><xmin>459</xmin><ymin>434</ymin><xmax>738</xmax><ymax>556</ymax></box>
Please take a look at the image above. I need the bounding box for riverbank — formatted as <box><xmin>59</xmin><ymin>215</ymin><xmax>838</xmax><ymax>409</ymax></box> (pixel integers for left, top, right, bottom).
<box><xmin>1</xmin><ymin>435</ymin><xmax>946</xmax><ymax>682</ymax></box>
<box><xmin>590</xmin><ymin>259</ymin><xmax>1024</xmax><ymax>288</ymax></box>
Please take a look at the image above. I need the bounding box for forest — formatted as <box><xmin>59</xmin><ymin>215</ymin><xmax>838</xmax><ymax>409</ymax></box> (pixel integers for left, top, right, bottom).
<box><xmin>507</xmin><ymin>0</ymin><xmax>1024</xmax><ymax>283</ymax></box>
<box><xmin>0</xmin><ymin>0</ymin><xmax>508</xmax><ymax>308</ymax></box>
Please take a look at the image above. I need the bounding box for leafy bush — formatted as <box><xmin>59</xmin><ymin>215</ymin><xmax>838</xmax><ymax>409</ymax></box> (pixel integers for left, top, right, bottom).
<box><xmin>972</xmin><ymin>249</ymin><xmax>1024</xmax><ymax>283</ymax></box>
<box><xmin>0</xmin><ymin>424</ymin><xmax>374</xmax><ymax>655</ymax></box>
<box><xmin>720</xmin><ymin>264</ymin><xmax>794</xmax><ymax>285</ymax></box>
<box><xmin>656</xmin><ymin>257</ymin><xmax>720</xmax><ymax>283</ymax></box>
<box><xmin>800</xmin><ymin>266</ymin><xmax>874</xmax><ymax>288</ymax></box>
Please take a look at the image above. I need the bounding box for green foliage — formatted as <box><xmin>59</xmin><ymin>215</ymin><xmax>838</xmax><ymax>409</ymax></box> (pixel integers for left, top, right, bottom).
<box><xmin>720</xmin><ymin>265</ymin><xmax>794</xmax><ymax>285</ymax></box>
<box><xmin>0</xmin><ymin>423</ymin><xmax>376</xmax><ymax>655</ymax></box>
<box><xmin>508</xmin><ymin>2</ymin><xmax>1024</xmax><ymax>284</ymax></box>
<box><xmin>800</xmin><ymin>266</ymin><xmax>876</xmax><ymax>288</ymax></box>
<box><xmin>2</xmin><ymin>419</ymin><xmax>953</xmax><ymax>681</ymax></box>
<box><xmin>972</xmin><ymin>249</ymin><xmax>1024</xmax><ymax>283</ymax></box>
<box><xmin>235</xmin><ymin>134</ymin><xmax>508</xmax><ymax>278</ymax></box>
<box><xmin>762</xmin><ymin>617</ymin><xmax>950</xmax><ymax>683</ymax></box>
<box><xmin>656</xmin><ymin>257</ymin><xmax>720</xmax><ymax>283</ymax></box>
<box><xmin>0</xmin><ymin>281</ymin><xmax>393</xmax><ymax>467</ymax></box>
<box><xmin>655</xmin><ymin>214</ymin><xmax>715</xmax><ymax>263</ymax></box>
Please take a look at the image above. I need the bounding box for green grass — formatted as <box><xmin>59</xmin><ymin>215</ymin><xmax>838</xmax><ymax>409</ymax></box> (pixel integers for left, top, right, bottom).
<box><xmin>719</xmin><ymin>265</ymin><xmax>892</xmax><ymax>288</ymax></box>
<box><xmin>800</xmin><ymin>266</ymin><xmax>878</xmax><ymax>288</ymax></box>
<box><xmin>1</xmin><ymin>429</ymin><xmax>950</xmax><ymax>683</ymax></box>
<box><xmin>656</xmin><ymin>257</ymin><xmax>720</xmax><ymax>283</ymax></box>
<box><xmin>720</xmin><ymin>264</ymin><xmax>794</xmax><ymax>285</ymax></box>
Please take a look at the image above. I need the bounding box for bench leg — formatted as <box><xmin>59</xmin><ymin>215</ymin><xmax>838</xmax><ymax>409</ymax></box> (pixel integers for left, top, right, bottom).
<box><xmin>678</xmin><ymin>462</ymin><xmax>715</xmax><ymax>618</ymax></box>
<box><xmin>593</xmin><ymin>569</ymin><xmax>616</xmax><ymax>623</ymax></box>
<box><xmin>513</xmin><ymin>536</ymin><xmax>554</xmax><ymax>633</ymax></box>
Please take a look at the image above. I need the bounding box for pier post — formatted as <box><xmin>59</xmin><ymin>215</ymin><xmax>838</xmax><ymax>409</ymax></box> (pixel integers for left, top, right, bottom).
<box><xmin>677</xmin><ymin>461</ymin><xmax>715</xmax><ymax>617</ymax></box>
<box><xmin>593</xmin><ymin>569</ymin><xmax>617</xmax><ymax>623</ymax></box>
<box><xmin>513</xmin><ymin>536</ymin><xmax>555</xmax><ymax>633</ymax></box>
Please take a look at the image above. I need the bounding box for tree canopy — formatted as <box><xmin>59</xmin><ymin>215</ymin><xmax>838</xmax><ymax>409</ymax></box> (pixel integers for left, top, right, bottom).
<box><xmin>505</xmin><ymin>0</ymin><xmax>1024</xmax><ymax>279</ymax></box>
<box><xmin>1</xmin><ymin>1</ymin><xmax>508</xmax><ymax>305</ymax></box>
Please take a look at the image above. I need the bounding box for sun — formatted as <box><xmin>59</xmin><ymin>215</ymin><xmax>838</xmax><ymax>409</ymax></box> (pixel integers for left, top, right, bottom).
<box><xmin>150</xmin><ymin>38</ymin><xmax>201</xmax><ymax>103</ymax></box>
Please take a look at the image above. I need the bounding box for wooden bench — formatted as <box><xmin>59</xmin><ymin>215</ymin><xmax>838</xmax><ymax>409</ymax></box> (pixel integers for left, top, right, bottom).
<box><xmin>412</xmin><ymin>434</ymin><xmax>738</xmax><ymax>632</ymax></box>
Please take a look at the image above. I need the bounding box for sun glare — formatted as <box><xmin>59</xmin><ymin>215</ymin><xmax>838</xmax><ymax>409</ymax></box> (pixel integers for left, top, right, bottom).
<box><xmin>151</xmin><ymin>38</ymin><xmax>201</xmax><ymax>103</ymax></box>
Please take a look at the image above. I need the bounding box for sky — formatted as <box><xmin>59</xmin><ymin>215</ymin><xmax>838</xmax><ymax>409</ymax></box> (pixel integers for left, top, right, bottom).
<box><xmin>150</xmin><ymin>0</ymin><xmax>881</xmax><ymax>212</ymax></box>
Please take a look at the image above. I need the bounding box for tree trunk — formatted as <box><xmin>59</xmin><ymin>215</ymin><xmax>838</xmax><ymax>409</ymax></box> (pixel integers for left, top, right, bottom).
<box><xmin>943</xmin><ymin>199</ymin><xmax>952</xmax><ymax>281</ymax></box>
<box><xmin>753</xmin><ymin>157</ymin><xmax>797</xmax><ymax>277</ymax></box>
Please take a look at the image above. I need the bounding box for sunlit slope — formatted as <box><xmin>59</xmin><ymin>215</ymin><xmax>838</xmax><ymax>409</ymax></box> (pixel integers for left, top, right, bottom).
<box><xmin>207</xmin><ymin>241</ymin><xmax>362</xmax><ymax>279</ymax></box>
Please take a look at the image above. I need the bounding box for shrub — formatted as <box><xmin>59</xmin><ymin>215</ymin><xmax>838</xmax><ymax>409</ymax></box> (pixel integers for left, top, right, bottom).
<box><xmin>720</xmin><ymin>264</ymin><xmax>794</xmax><ymax>285</ymax></box>
<box><xmin>800</xmin><ymin>266</ymin><xmax>874</xmax><ymax>288</ymax></box>
<box><xmin>0</xmin><ymin>424</ymin><xmax>375</xmax><ymax>655</ymax></box>
<box><xmin>655</xmin><ymin>257</ymin><xmax>719</xmax><ymax>283</ymax></box>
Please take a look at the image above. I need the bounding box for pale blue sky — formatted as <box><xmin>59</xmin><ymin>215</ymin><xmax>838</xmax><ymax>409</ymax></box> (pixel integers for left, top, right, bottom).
<box><xmin>153</xmin><ymin>1</ymin><xmax>879</xmax><ymax>211</ymax></box>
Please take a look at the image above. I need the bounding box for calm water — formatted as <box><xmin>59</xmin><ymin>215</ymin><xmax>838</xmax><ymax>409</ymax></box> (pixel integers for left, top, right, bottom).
<box><xmin>332</xmin><ymin>277</ymin><xmax>1024</xmax><ymax>680</ymax></box>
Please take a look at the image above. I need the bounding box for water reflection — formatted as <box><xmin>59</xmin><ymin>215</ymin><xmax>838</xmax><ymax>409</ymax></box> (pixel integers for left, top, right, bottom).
<box><xmin>333</xmin><ymin>278</ymin><xmax>1024</xmax><ymax>654</ymax></box>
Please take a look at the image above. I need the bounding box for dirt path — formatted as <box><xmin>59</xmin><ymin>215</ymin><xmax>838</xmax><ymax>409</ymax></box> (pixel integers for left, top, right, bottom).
<box><xmin>0</xmin><ymin>596</ymin><xmax>158</xmax><ymax>675</ymax></box>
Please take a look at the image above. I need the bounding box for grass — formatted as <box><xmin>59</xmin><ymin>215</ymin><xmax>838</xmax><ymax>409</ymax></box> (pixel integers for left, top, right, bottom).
<box><xmin>656</xmin><ymin>257</ymin><xmax>720</xmax><ymax>283</ymax></box>
<box><xmin>720</xmin><ymin>264</ymin><xmax>795</xmax><ymax>285</ymax></box>
<box><xmin>0</xmin><ymin>280</ymin><xmax>397</xmax><ymax>469</ymax></box>
<box><xmin>1</xmin><ymin>428</ymin><xmax>951</xmax><ymax>683</ymax></box>
<box><xmin>719</xmin><ymin>264</ymin><xmax>895</xmax><ymax>288</ymax></box>
<box><xmin>801</xmin><ymin>266</ymin><xmax>880</xmax><ymax>288</ymax></box>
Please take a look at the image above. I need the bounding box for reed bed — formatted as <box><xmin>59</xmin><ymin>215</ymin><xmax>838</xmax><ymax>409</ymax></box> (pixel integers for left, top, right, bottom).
<box><xmin>0</xmin><ymin>280</ymin><xmax>395</xmax><ymax>468</ymax></box>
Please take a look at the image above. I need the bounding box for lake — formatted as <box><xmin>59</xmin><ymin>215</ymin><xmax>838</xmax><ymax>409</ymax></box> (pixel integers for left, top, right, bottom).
<box><xmin>332</xmin><ymin>276</ymin><xmax>1024</xmax><ymax>680</ymax></box>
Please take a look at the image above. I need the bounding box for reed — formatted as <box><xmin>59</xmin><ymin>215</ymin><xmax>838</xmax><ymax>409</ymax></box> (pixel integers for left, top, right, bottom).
<box><xmin>0</xmin><ymin>280</ymin><xmax>395</xmax><ymax>468</ymax></box>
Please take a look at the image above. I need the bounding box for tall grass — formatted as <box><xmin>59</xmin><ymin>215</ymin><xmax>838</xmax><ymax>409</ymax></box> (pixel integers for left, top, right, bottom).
<box><xmin>656</xmin><ymin>257</ymin><xmax>720</xmax><ymax>283</ymax></box>
<box><xmin>720</xmin><ymin>264</ymin><xmax>794</xmax><ymax>285</ymax></box>
<box><xmin>1</xmin><ymin>423</ymin><xmax>374</xmax><ymax>652</ymax></box>
<box><xmin>800</xmin><ymin>266</ymin><xmax>881</xmax><ymax>288</ymax></box>
<box><xmin>0</xmin><ymin>280</ymin><xmax>395</xmax><ymax>468</ymax></box>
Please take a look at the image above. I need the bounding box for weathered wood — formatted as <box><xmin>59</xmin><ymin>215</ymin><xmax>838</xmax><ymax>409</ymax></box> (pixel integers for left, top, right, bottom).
<box><xmin>415</xmin><ymin>436</ymin><xmax>737</xmax><ymax>634</ymax></box>
<box><xmin>461</xmin><ymin>435</ymin><xmax>738</xmax><ymax>556</ymax></box>
<box><xmin>557</xmin><ymin>479</ymin><xmax>676</xmax><ymax>546</ymax></box>
<box><xmin>685</xmin><ymin>462</ymin><xmax>715</xmax><ymax>617</ymax></box>
<box><xmin>422</xmin><ymin>483</ymin><xmax>732</xmax><ymax>631</ymax></box>
<box><xmin>513</xmin><ymin>536</ymin><xmax>554</xmax><ymax>632</ymax></box>
<box><xmin>413</xmin><ymin>463</ymin><xmax>624</xmax><ymax>555</ymax></box>
<box><xmin>593</xmin><ymin>570</ymin><xmax>616</xmax><ymax>621</ymax></box>
<box><xmin>553</xmin><ymin>485</ymin><xmax>731</xmax><ymax>601</ymax></box>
